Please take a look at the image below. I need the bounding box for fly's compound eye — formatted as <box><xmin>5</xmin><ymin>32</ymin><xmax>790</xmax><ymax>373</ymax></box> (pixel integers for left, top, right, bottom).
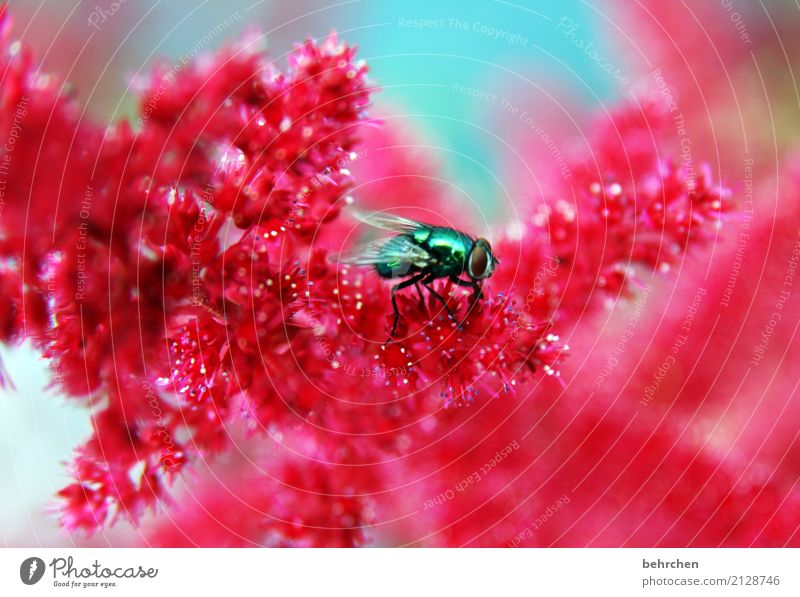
<box><xmin>469</xmin><ymin>239</ymin><xmax>493</xmax><ymax>279</ymax></box>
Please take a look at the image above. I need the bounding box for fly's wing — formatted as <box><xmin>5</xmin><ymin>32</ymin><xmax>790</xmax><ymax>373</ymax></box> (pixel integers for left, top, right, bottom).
<box><xmin>333</xmin><ymin>238</ymin><xmax>394</xmax><ymax>266</ymax></box>
<box><xmin>352</xmin><ymin>209</ymin><xmax>429</xmax><ymax>235</ymax></box>
<box><xmin>333</xmin><ymin>236</ymin><xmax>433</xmax><ymax>267</ymax></box>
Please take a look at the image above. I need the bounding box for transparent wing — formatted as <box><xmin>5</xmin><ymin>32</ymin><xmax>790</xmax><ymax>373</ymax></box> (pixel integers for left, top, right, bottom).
<box><xmin>332</xmin><ymin>236</ymin><xmax>434</xmax><ymax>268</ymax></box>
<box><xmin>352</xmin><ymin>209</ymin><xmax>429</xmax><ymax>235</ymax></box>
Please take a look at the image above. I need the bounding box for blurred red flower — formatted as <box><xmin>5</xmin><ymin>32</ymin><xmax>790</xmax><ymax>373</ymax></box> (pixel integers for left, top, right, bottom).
<box><xmin>0</xmin><ymin>3</ymin><xmax>797</xmax><ymax>546</ymax></box>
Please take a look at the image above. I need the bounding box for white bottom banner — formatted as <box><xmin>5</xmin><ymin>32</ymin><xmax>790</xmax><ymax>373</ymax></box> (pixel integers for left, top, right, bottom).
<box><xmin>0</xmin><ymin>548</ymin><xmax>797</xmax><ymax>596</ymax></box>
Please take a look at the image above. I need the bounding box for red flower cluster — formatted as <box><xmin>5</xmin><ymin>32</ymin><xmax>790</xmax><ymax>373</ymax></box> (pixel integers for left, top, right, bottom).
<box><xmin>1</xmin><ymin>5</ymin><xmax>796</xmax><ymax>546</ymax></box>
<box><xmin>0</xmin><ymin>6</ymin><xmax>374</xmax><ymax>532</ymax></box>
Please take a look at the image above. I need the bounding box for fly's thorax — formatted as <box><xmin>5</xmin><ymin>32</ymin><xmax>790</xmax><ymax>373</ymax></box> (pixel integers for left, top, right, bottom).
<box><xmin>412</xmin><ymin>227</ymin><xmax>432</xmax><ymax>244</ymax></box>
<box><xmin>423</xmin><ymin>228</ymin><xmax>472</xmax><ymax>274</ymax></box>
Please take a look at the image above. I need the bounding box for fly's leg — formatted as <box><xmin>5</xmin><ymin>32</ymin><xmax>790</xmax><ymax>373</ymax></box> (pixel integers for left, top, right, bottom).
<box><xmin>471</xmin><ymin>281</ymin><xmax>484</xmax><ymax>302</ymax></box>
<box><xmin>422</xmin><ymin>274</ymin><xmax>459</xmax><ymax>325</ymax></box>
<box><xmin>450</xmin><ymin>276</ymin><xmax>483</xmax><ymax>301</ymax></box>
<box><xmin>449</xmin><ymin>276</ymin><xmax>484</xmax><ymax>328</ymax></box>
<box><xmin>414</xmin><ymin>281</ymin><xmax>426</xmax><ymax>307</ymax></box>
<box><xmin>388</xmin><ymin>273</ymin><xmax>427</xmax><ymax>342</ymax></box>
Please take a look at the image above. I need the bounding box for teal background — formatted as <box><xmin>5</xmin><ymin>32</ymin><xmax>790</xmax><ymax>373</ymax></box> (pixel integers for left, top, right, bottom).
<box><xmin>18</xmin><ymin>0</ymin><xmax>621</xmax><ymax>213</ymax></box>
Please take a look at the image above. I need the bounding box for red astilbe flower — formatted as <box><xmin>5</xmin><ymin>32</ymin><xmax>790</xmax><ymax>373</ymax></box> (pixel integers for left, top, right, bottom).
<box><xmin>142</xmin><ymin>427</ymin><xmax>375</xmax><ymax>548</ymax></box>
<box><xmin>492</xmin><ymin>97</ymin><xmax>732</xmax><ymax>329</ymax></box>
<box><xmin>346</xmin><ymin>98</ymin><xmax>767</xmax><ymax>548</ymax></box>
<box><xmin>388</xmin><ymin>286</ymin><xmax>565</xmax><ymax>406</ymax></box>
<box><xmin>5</xmin><ymin>5</ymin><xmax>795</xmax><ymax>548</ymax></box>
<box><xmin>0</xmin><ymin>6</ymin><xmax>375</xmax><ymax>535</ymax></box>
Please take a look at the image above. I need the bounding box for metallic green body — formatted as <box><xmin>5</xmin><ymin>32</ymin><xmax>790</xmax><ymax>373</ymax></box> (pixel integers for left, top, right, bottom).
<box><xmin>375</xmin><ymin>226</ymin><xmax>473</xmax><ymax>279</ymax></box>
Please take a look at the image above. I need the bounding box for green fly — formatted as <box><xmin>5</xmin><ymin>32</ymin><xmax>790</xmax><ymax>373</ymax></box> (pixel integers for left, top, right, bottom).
<box><xmin>338</xmin><ymin>210</ymin><xmax>498</xmax><ymax>339</ymax></box>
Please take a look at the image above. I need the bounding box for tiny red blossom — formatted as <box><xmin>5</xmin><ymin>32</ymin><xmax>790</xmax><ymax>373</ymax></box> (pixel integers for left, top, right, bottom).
<box><xmin>1</xmin><ymin>4</ymin><xmax>798</xmax><ymax>548</ymax></box>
